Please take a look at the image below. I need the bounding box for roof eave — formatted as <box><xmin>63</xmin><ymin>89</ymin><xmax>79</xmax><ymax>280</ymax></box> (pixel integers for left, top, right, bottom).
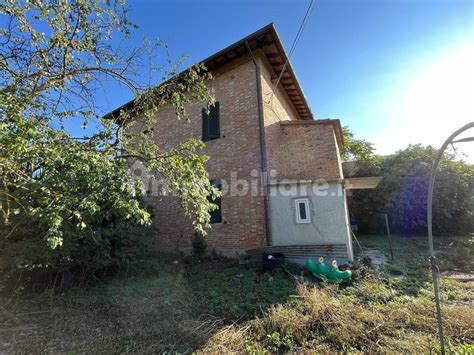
<box><xmin>104</xmin><ymin>23</ymin><xmax>313</xmax><ymax>121</ymax></box>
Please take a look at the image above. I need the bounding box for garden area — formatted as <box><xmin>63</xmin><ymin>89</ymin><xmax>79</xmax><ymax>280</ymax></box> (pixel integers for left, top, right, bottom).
<box><xmin>1</xmin><ymin>234</ymin><xmax>472</xmax><ymax>353</ymax></box>
<box><xmin>1</xmin><ymin>1</ymin><xmax>473</xmax><ymax>353</ymax></box>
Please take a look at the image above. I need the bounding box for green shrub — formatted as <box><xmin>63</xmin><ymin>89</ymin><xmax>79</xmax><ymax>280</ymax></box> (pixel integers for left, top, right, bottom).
<box><xmin>192</xmin><ymin>233</ymin><xmax>207</xmax><ymax>258</ymax></box>
<box><xmin>265</xmin><ymin>331</ymin><xmax>295</xmax><ymax>351</ymax></box>
<box><xmin>0</xmin><ymin>0</ymin><xmax>216</xmax><ymax>283</ymax></box>
<box><xmin>349</xmin><ymin>145</ymin><xmax>474</xmax><ymax>235</ymax></box>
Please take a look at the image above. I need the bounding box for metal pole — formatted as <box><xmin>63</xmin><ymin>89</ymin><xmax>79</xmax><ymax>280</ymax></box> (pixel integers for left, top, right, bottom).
<box><xmin>427</xmin><ymin>122</ymin><xmax>474</xmax><ymax>355</ymax></box>
<box><xmin>384</xmin><ymin>214</ymin><xmax>394</xmax><ymax>261</ymax></box>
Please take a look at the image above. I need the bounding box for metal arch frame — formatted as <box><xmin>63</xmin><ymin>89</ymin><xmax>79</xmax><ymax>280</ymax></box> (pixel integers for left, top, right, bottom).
<box><xmin>427</xmin><ymin>121</ymin><xmax>474</xmax><ymax>354</ymax></box>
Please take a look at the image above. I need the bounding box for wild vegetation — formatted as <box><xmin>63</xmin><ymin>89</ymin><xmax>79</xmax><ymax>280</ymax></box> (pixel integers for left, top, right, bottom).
<box><xmin>0</xmin><ymin>1</ymin><xmax>217</xmax><ymax>279</ymax></box>
<box><xmin>1</xmin><ymin>2</ymin><xmax>472</xmax><ymax>353</ymax></box>
<box><xmin>1</xmin><ymin>235</ymin><xmax>472</xmax><ymax>353</ymax></box>
<box><xmin>342</xmin><ymin>129</ymin><xmax>474</xmax><ymax>236</ymax></box>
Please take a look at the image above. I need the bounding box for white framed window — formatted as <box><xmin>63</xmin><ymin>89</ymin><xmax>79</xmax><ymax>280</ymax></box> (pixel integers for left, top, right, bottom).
<box><xmin>294</xmin><ymin>198</ymin><xmax>311</xmax><ymax>224</ymax></box>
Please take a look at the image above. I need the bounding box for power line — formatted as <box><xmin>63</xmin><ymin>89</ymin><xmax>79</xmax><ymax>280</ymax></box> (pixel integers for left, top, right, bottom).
<box><xmin>270</xmin><ymin>0</ymin><xmax>316</xmax><ymax>100</ymax></box>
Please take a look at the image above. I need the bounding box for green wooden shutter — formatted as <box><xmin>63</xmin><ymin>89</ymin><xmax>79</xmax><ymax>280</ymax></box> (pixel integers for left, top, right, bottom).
<box><xmin>202</xmin><ymin>102</ymin><xmax>220</xmax><ymax>142</ymax></box>
<box><xmin>209</xmin><ymin>102</ymin><xmax>220</xmax><ymax>139</ymax></box>
<box><xmin>208</xmin><ymin>179</ymin><xmax>222</xmax><ymax>224</ymax></box>
<box><xmin>202</xmin><ymin>108</ymin><xmax>210</xmax><ymax>142</ymax></box>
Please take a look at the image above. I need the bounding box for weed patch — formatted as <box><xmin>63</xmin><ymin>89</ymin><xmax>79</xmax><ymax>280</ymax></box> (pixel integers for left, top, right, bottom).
<box><xmin>1</xmin><ymin>235</ymin><xmax>472</xmax><ymax>353</ymax></box>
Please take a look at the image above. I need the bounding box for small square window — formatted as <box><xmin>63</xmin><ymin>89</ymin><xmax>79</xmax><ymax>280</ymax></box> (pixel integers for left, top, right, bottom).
<box><xmin>294</xmin><ymin>198</ymin><xmax>311</xmax><ymax>224</ymax></box>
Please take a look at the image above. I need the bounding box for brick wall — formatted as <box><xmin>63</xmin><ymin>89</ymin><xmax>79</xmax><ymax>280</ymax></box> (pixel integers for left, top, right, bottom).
<box><xmin>274</xmin><ymin>121</ymin><xmax>343</xmax><ymax>181</ymax></box>
<box><xmin>258</xmin><ymin>54</ymin><xmax>343</xmax><ymax>182</ymax></box>
<box><xmin>258</xmin><ymin>54</ymin><xmax>300</xmax><ymax>178</ymax></box>
<box><xmin>145</xmin><ymin>56</ymin><xmax>268</xmax><ymax>254</ymax></box>
<box><xmin>136</xmin><ymin>51</ymin><xmax>343</xmax><ymax>254</ymax></box>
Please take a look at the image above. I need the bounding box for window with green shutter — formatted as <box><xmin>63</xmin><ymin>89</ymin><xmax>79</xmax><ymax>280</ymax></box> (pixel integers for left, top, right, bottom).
<box><xmin>208</xmin><ymin>179</ymin><xmax>222</xmax><ymax>224</ymax></box>
<box><xmin>202</xmin><ymin>102</ymin><xmax>220</xmax><ymax>142</ymax></box>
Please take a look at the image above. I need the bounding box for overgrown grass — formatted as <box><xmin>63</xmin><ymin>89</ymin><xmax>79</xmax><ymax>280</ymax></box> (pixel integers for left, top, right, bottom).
<box><xmin>202</xmin><ymin>235</ymin><xmax>473</xmax><ymax>353</ymax></box>
<box><xmin>0</xmin><ymin>256</ymin><xmax>295</xmax><ymax>353</ymax></box>
<box><xmin>1</xmin><ymin>235</ymin><xmax>473</xmax><ymax>353</ymax></box>
<box><xmin>358</xmin><ymin>234</ymin><xmax>473</xmax><ymax>273</ymax></box>
<box><xmin>203</xmin><ymin>279</ymin><xmax>472</xmax><ymax>353</ymax></box>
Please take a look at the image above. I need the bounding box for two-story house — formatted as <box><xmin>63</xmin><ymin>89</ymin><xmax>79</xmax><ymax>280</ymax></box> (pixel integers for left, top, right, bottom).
<box><xmin>109</xmin><ymin>24</ymin><xmax>364</xmax><ymax>264</ymax></box>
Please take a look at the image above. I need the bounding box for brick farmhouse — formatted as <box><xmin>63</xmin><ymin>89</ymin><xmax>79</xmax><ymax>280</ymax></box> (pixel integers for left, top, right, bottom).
<box><xmin>110</xmin><ymin>24</ymin><xmax>376</xmax><ymax>263</ymax></box>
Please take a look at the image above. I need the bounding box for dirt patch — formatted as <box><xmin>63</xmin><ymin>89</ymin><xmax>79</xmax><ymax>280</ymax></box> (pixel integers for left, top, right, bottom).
<box><xmin>363</xmin><ymin>249</ymin><xmax>389</xmax><ymax>266</ymax></box>
<box><xmin>442</xmin><ymin>271</ymin><xmax>474</xmax><ymax>282</ymax></box>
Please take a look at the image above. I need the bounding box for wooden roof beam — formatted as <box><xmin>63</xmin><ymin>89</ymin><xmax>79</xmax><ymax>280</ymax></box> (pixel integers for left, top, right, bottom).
<box><xmin>265</xmin><ymin>53</ymin><xmax>282</xmax><ymax>59</ymax></box>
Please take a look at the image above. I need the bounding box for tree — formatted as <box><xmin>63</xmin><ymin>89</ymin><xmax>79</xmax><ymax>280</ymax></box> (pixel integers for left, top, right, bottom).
<box><xmin>349</xmin><ymin>145</ymin><xmax>474</xmax><ymax>235</ymax></box>
<box><xmin>340</xmin><ymin>126</ymin><xmax>376</xmax><ymax>163</ymax></box>
<box><xmin>0</xmin><ymin>1</ymin><xmax>218</xmax><ymax>275</ymax></box>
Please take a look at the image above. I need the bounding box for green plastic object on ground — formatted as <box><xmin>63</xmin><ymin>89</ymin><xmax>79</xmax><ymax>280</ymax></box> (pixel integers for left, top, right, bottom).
<box><xmin>306</xmin><ymin>257</ymin><xmax>352</xmax><ymax>284</ymax></box>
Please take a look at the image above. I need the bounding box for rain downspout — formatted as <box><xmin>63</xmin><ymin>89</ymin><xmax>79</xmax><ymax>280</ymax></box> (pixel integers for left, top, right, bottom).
<box><xmin>245</xmin><ymin>41</ymin><xmax>272</xmax><ymax>247</ymax></box>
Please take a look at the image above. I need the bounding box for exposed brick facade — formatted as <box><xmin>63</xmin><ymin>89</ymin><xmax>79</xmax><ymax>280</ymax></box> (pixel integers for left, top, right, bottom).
<box><xmin>128</xmin><ymin>36</ymin><xmax>344</xmax><ymax>255</ymax></box>
<box><xmin>257</xmin><ymin>55</ymin><xmax>343</xmax><ymax>182</ymax></box>
<box><xmin>272</xmin><ymin>120</ymin><xmax>343</xmax><ymax>181</ymax></box>
<box><xmin>146</xmin><ymin>57</ymin><xmax>268</xmax><ymax>254</ymax></box>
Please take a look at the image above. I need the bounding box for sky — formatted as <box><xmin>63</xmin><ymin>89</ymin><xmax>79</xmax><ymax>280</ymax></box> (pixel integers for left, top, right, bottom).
<box><xmin>88</xmin><ymin>0</ymin><xmax>474</xmax><ymax>161</ymax></box>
